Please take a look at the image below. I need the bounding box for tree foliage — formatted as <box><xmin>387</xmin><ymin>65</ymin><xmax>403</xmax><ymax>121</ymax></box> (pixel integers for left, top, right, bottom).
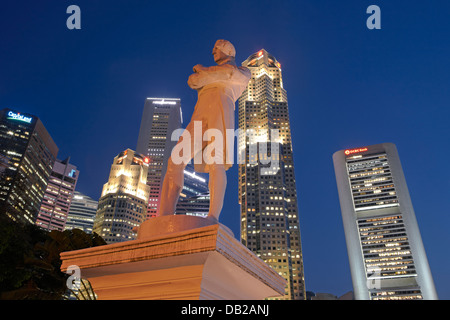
<box><xmin>0</xmin><ymin>214</ymin><xmax>106</xmax><ymax>300</ymax></box>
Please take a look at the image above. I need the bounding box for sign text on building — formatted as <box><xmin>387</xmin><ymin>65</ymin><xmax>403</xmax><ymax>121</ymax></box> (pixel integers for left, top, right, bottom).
<box><xmin>7</xmin><ymin>111</ymin><xmax>33</xmax><ymax>124</ymax></box>
<box><xmin>344</xmin><ymin>147</ymin><xmax>368</xmax><ymax>155</ymax></box>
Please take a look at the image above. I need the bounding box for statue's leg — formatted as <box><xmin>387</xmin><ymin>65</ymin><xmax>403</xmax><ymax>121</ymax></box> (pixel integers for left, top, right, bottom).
<box><xmin>159</xmin><ymin>157</ymin><xmax>185</xmax><ymax>216</ymax></box>
<box><xmin>159</xmin><ymin>119</ymin><xmax>201</xmax><ymax>216</ymax></box>
<box><xmin>207</xmin><ymin>164</ymin><xmax>226</xmax><ymax>222</ymax></box>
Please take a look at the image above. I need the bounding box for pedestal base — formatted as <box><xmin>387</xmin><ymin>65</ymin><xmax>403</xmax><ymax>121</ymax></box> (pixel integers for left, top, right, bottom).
<box><xmin>60</xmin><ymin>215</ymin><xmax>286</xmax><ymax>300</ymax></box>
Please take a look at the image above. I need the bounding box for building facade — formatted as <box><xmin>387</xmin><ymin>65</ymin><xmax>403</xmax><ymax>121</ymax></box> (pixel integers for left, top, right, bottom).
<box><xmin>175</xmin><ymin>163</ymin><xmax>209</xmax><ymax>217</ymax></box>
<box><xmin>65</xmin><ymin>191</ymin><xmax>98</xmax><ymax>234</ymax></box>
<box><xmin>36</xmin><ymin>157</ymin><xmax>79</xmax><ymax>231</ymax></box>
<box><xmin>333</xmin><ymin>143</ymin><xmax>438</xmax><ymax>300</ymax></box>
<box><xmin>238</xmin><ymin>50</ymin><xmax>305</xmax><ymax>300</ymax></box>
<box><xmin>93</xmin><ymin>149</ymin><xmax>150</xmax><ymax>243</ymax></box>
<box><xmin>0</xmin><ymin>108</ymin><xmax>58</xmax><ymax>224</ymax></box>
<box><xmin>136</xmin><ymin>98</ymin><xmax>182</xmax><ymax>218</ymax></box>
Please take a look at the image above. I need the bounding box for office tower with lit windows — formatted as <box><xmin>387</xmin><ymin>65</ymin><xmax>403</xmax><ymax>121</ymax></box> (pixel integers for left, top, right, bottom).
<box><xmin>93</xmin><ymin>149</ymin><xmax>150</xmax><ymax>243</ymax></box>
<box><xmin>36</xmin><ymin>157</ymin><xmax>79</xmax><ymax>231</ymax></box>
<box><xmin>0</xmin><ymin>108</ymin><xmax>58</xmax><ymax>224</ymax></box>
<box><xmin>136</xmin><ymin>98</ymin><xmax>182</xmax><ymax>218</ymax></box>
<box><xmin>238</xmin><ymin>49</ymin><xmax>305</xmax><ymax>300</ymax></box>
<box><xmin>65</xmin><ymin>191</ymin><xmax>98</xmax><ymax>234</ymax></box>
<box><xmin>333</xmin><ymin>143</ymin><xmax>438</xmax><ymax>300</ymax></box>
<box><xmin>175</xmin><ymin>163</ymin><xmax>209</xmax><ymax>217</ymax></box>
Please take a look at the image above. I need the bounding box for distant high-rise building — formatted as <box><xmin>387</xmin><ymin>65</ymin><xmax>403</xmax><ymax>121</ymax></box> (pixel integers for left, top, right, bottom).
<box><xmin>333</xmin><ymin>143</ymin><xmax>438</xmax><ymax>300</ymax></box>
<box><xmin>179</xmin><ymin>164</ymin><xmax>209</xmax><ymax>199</ymax></box>
<box><xmin>0</xmin><ymin>108</ymin><xmax>58</xmax><ymax>224</ymax></box>
<box><xmin>36</xmin><ymin>157</ymin><xmax>79</xmax><ymax>231</ymax></box>
<box><xmin>175</xmin><ymin>163</ymin><xmax>209</xmax><ymax>217</ymax></box>
<box><xmin>136</xmin><ymin>98</ymin><xmax>182</xmax><ymax>218</ymax></box>
<box><xmin>0</xmin><ymin>153</ymin><xmax>9</xmax><ymax>177</ymax></box>
<box><xmin>238</xmin><ymin>49</ymin><xmax>305</xmax><ymax>300</ymax></box>
<box><xmin>93</xmin><ymin>149</ymin><xmax>150</xmax><ymax>243</ymax></box>
<box><xmin>175</xmin><ymin>193</ymin><xmax>210</xmax><ymax>217</ymax></box>
<box><xmin>65</xmin><ymin>191</ymin><xmax>98</xmax><ymax>234</ymax></box>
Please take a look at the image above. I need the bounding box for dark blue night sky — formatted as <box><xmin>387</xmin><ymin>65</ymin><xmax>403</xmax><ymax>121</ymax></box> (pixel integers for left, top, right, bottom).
<box><xmin>1</xmin><ymin>0</ymin><xmax>449</xmax><ymax>299</ymax></box>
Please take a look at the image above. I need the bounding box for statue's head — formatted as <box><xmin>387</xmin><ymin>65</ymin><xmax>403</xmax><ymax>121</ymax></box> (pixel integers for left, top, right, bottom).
<box><xmin>212</xmin><ymin>39</ymin><xmax>235</xmax><ymax>64</ymax></box>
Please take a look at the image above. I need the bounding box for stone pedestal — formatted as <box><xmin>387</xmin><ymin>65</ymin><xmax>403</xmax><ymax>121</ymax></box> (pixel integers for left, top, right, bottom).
<box><xmin>60</xmin><ymin>215</ymin><xmax>286</xmax><ymax>300</ymax></box>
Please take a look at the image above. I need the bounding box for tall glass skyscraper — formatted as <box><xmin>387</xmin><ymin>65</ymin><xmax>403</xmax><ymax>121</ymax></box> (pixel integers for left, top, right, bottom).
<box><xmin>93</xmin><ymin>149</ymin><xmax>150</xmax><ymax>243</ymax></box>
<box><xmin>238</xmin><ymin>50</ymin><xmax>305</xmax><ymax>300</ymax></box>
<box><xmin>36</xmin><ymin>157</ymin><xmax>79</xmax><ymax>231</ymax></box>
<box><xmin>333</xmin><ymin>143</ymin><xmax>438</xmax><ymax>300</ymax></box>
<box><xmin>136</xmin><ymin>98</ymin><xmax>210</xmax><ymax>219</ymax></box>
<box><xmin>65</xmin><ymin>191</ymin><xmax>98</xmax><ymax>234</ymax></box>
<box><xmin>136</xmin><ymin>98</ymin><xmax>182</xmax><ymax>218</ymax></box>
<box><xmin>175</xmin><ymin>163</ymin><xmax>209</xmax><ymax>217</ymax></box>
<box><xmin>0</xmin><ymin>108</ymin><xmax>58</xmax><ymax>225</ymax></box>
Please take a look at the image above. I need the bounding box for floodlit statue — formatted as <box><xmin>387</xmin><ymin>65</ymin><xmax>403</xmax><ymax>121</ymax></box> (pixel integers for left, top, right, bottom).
<box><xmin>159</xmin><ymin>39</ymin><xmax>251</xmax><ymax>223</ymax></box>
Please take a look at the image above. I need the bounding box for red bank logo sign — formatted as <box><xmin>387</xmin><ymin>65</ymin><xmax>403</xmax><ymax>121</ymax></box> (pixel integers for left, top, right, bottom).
<box><xmin>344</xmin><ymin>147</ymin><xmax>368</xmax><ymax>155</ymax></box>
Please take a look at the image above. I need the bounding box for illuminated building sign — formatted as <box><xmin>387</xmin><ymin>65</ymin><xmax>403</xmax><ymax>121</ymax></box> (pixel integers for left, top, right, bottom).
<box><xmin>7</xmin><ymin>111</ymin><xmax>33</xmax><ymax>124</ymax></box>
<box><xmin>68</xmin><ymin>169</ymin><xmax>77</xmax><ymax>178</ymax></box>
<box><xmin>344</xmin><ymin>147</ymin><xmax>368</xmax><ymax>156</ymax></box>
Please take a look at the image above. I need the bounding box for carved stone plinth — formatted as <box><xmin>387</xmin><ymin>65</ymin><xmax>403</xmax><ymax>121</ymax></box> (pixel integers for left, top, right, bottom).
<box><xmin>60</xmin><ymin>215</ymin><xmax>286</xmax><ymax>300</ymax></box>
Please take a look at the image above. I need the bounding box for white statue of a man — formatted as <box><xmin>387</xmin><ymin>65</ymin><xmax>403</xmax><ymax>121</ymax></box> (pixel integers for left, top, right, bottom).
<box><xmin>159</xmin><ymin>39</ymin><xmax>251</xmax><ymax>222</ymax></box>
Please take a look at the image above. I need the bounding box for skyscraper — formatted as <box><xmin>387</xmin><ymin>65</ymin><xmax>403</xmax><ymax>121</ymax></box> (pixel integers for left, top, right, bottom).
<box><xmin>238</xmin><ymin>49</ymin><xmax>305</xmax><ymax>300</ymax></box>
<box><xmin>65</xmin><ymin>191</ymin><xmax>98</xmax><ymax>234</ymax></box>
<box><xmin>333</xmin><ymin>143</ymin><xmax>438</xmax><ymax>300</ymax></box>
<box><xmin>93</xmin><ymin>149</ymin><xmax>150</xmax><ymax>243</ymax></box>
<box><xmin>0</xmin><ymin>108</ymin><xmax>58</xmax><ymax>224</ymax></box>
<box><xmin>36</xmin><ymin>157</ymin><xmax>79</xmax><ymax>231</ymax></box>
<box><xmin>136</xmin><ymin>98</ymin><xmax>182</xmax><ymax>218</ymax></box>
<box><xmin>175</xmin><ymin>163</ymin><xmax>210</xmax><ymax>217</ymax></box>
